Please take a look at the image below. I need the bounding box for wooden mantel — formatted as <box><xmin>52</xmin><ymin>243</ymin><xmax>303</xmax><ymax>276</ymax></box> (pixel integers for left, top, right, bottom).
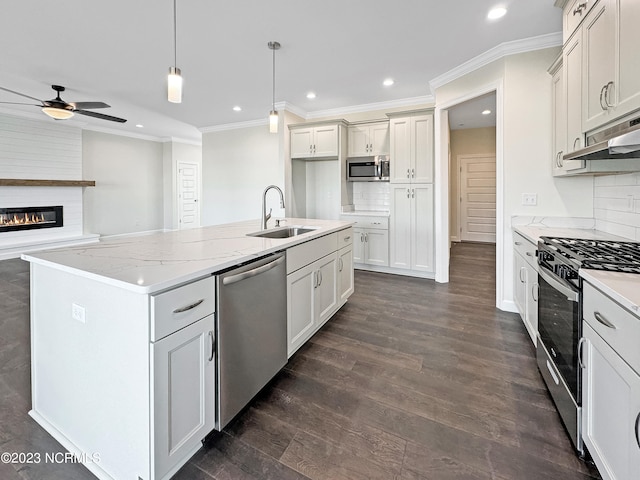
<box><xmin>0</xmin><ymin>179</ymin><xmax>95</xmax><ymax>187</ymax></box>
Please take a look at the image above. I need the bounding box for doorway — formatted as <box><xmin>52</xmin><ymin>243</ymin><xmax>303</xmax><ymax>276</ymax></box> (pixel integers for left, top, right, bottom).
<box><xmin>178</xmin><ymin>162</ymin><xmax>200</xmax><ymax>229</ymax></box>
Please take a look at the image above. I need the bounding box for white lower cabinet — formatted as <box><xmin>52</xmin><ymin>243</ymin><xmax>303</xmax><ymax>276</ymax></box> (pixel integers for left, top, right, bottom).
<box><xmin>287</xmin><ymin>228</ymin><xmax>353</xmax><ymax>357</ymax></box>
<box><xmin>512</xmin><ymin>232</ymin><xmax>538</xmax><ymax>346</ymax></box>
<box><xmin>353</xmin><ymin>227</ymin><xmax>389</xmax><ymax>266</ymax></box>
<box><xmin>151</xmin><ymin>314</ymin><xmax>215</xmax><ymax>480</ymax></box>
<box><xmin>582</xmin><ymin>283</ymin><xmax>640</xmax><ymax>480</ymax></box>
<box><xmin>390</xmin><ymin>184</ymin><xmax>434</xmax><ymax>272</ymax></box>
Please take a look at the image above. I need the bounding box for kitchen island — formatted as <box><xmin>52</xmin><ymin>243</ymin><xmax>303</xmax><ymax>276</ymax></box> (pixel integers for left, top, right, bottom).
<box><xmin>21</xmin><ymin>218</ymin><xmax>354</xmax><ymax>480</ymax></box>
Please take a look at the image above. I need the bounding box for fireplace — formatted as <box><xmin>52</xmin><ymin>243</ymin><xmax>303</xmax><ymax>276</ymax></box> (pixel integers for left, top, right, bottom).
<box><xmin>0</xmin><ymin>206</ymin><xmax>63</xmax><ymax>233</ymax></box>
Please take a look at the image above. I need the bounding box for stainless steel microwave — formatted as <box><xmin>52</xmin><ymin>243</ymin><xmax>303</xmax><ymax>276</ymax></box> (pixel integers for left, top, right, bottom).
<box><xmin>346</xmin><ymin>155</ymin><xmax>390</xmax><ymax>182</ymax></box>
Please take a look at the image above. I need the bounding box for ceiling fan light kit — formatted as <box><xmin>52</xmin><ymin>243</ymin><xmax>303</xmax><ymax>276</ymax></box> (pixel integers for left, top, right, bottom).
<box><xmin>168</xmin><ymin>0</ymin><xmax>183</xmax><ymax>103</ymax></box>
<box><xmin>268</xmin><ymin>41</ymin><xmax>280</xmax><ymax>133</ymax></box>
<box><xmin>42</xmin><ymin>106</ymin><xmax>74</xmax><ymax>120</ymax></box>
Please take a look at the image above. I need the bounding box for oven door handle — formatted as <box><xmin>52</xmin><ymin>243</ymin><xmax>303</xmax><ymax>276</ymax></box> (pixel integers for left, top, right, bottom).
<box><xmin>538</xmin><ymin>268</ymin><xmax>579</xmax><ymax>303</ymax></box>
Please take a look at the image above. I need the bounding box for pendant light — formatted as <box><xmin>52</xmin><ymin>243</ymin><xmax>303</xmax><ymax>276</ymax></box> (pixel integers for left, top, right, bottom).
<box><xmin>268</xmin><ymin>41</ymin><xmax>280</xmax><ymax>133</ymax></box>
<box><xmin>168</xmin><ymin>0</ymin><xmax>183</xmax><ymax>103</ymax></box>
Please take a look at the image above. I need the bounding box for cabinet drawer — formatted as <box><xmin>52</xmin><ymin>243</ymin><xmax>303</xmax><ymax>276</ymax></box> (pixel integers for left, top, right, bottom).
<box><xmin>340</xmin><ymin>215</ymin><xmax>389</xmax><ymax>230</ymax></box>
<box><xmin>564</xmin><ymin>0</ymin><xmax>591</xmax><ymax>42</ymax></box>
<box><xmin>287</xmin><ymin>233</ymin><xmax>337</xmax><ymax>274</ymax></box>
<box><xmin>337</xmin><ymin>227</ymin><xmax>353</xmax><ymax>248</ymax></box>
<box><xmin>513</xmin><ymin>232</ymin><xmax>538</xmax><ymax>270</ymax></box>
<box><xmin>151</xmin><ymin>276</ymin><xmax>215</xmax><ymax>341</ymax></box>
<box><xmin>583</xmin><ymin>282</ymin><xmax>640</xmax><ymax>374</ymax></box>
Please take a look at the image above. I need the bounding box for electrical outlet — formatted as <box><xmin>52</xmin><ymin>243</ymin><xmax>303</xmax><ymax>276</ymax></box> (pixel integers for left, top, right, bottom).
<box><xmin>72</xmin><ymin>303</ymin><xmax>85</xmax><ymax>323</ymax></box>
<box><xmin>522</xmin><ymin>193</ymin><xmax>537</xmax><ymax>206</ymax></box>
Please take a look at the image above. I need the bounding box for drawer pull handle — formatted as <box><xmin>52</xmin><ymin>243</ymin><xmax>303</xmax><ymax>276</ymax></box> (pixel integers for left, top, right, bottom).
<box><xmin>208</xmin><ymin>330</ymin><xmax>215</xmax><ymax>362</ymax></box>
<box><xmin>172</xmin><ymin>298</ymin><xmax>205</xmax><ymax>314</ymax></box>
<box><xmin>343</xmin><ymin>236</ymin><xmax>351</xmax><ymax>241</ymax></box>
<box><xmin>635</xmin><ymin>412</ymin><xmax>640</xmax><ymax>449</ymax></box>
<box><xmin>594</xmin><ymin>311</ymin><xmax>616</xmax><ymax>329</ymax></box>
<box><xmin>546</xmin><ymin>360</ymin><xmax>560</xmax><ymax>385</ymax></box>
<box><xmin>526</xmin><ymin>251</ymin><xmax>534</xmax><ymax>257</ymax></box>
<box><xmin>515</xmin><ymin>241</ymin><xmax>522</xmax><ymax>246</ymax></box>
<box><xmin>573</xmin><ymin>2</ymin><xmax>586</xmax><ymax>15</ymax></box>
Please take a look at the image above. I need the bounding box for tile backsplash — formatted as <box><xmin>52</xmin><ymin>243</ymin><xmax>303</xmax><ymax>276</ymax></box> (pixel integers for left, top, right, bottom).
<box><xmin>352</xmin><ymin>182</ymin><xmax>391</xmax><ymax>212</ymax></box>
<box><xmin>594</xmin><ymin>172</ymin><xmax>640</xmax><ymax>241</ymax></box>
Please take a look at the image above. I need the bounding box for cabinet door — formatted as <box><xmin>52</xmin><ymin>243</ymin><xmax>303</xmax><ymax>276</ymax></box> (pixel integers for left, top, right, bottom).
<box><xmin>390</xmin><ymin>185</ymin><xmax>412</xmax><ymax>270</ymax></box>
<box><xmin>616</xmin><ymin>0</ymin><xmax>640</xmax><ymax>119</ymax></box>
<box><xmin>152</xmin><ymin>315</ymin><xmax>215</xmax><ymax>479</ymax></box>
<box><xmin>513</xmin><ymin>253</ymin><xmax>527</xmax><ymax>319</ymax></box>
<box><xmin>352</xmin><ymin>228</ymin><xmax>365</xmax><ymax>264</ymax></box>
<box><xmin>412</xmin><ymin>115</ymin><xmax>434</xmax><ymax>184</ymax></box>
<box><xmin>582</xmin><ymin>0</ymin><xmax>615</xmax><ymax>132</ymax></box>
<box><xmin>365</xmin><ymin>229</ymin><xmax>389</xmax><ymax>267</ymax></box>
<box><xmin>411</xmin><ymin>185</ymin><xmax>433</xmax><ymax>272</ymax></box>
<box><xmin>337</xmin><ymin>246</ymin><xmax>354</xmax><ymax>303</ymax></box>
<box><xmin>551</xmin><ymin>65</ymin><xmax>568</xmax><ymax>176</ymax></box>
<box><xmin>524</xmin><ymin>262</ymin><xmax>538</xmax><ymax>346</ymax></box>
<box><xmin>389</xmin><ymin>118</ymin><xmax>412</xmax><ymax>183</ymax></box>
<box><xmin>316</xmin><ymin>253</ymin><xmax>338</xmax><ymax>326</ymax></box>
<box><xmin>564</xmin><ymin>30</ymin><xmax>587</xmax><ymax>170</ymax></box>
<box><xmin>287</xmin><ymin>262</ymin><xmax>317</xmax><ymax>356</ymax></box>
<box><xmin>370</xmin><ymin>122</ymin><xmax>390</xmax><ymax>155</ymax></box>
<box><xmin>313</xmin><ymin>125</ymin><xmax>338</xmax><ymax>157</ymax></box>
<box><xmin>348</xmin><ymin>125</ymin><xmax>370</xmax><ymax>157</ymax></box>
<box><xmin>582</xmin><ymin>323</ymin><xmax>640</xmax><ymax>480</ymax></box>
<box><xmin>290</xmin><ymin>128</ymin><xmax>313</xmax><ymax>158</ymax></box>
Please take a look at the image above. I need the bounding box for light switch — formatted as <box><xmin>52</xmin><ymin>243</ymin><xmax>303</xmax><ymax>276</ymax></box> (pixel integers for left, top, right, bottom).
<box><xmin>72</xmin><ymin>303</ymin><xmax>86</xmax><ymax>323</ymax></box>
<box><xmin>522</xmin><ymin>193</ymin><xmax>537</xmax><ymax>206</ymax></box>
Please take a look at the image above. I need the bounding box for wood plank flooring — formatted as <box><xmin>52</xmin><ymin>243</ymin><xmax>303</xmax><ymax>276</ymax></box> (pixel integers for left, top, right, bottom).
<box><xmin>0</xmin><ymin>242</ymin><xmax>602</xmax><ymax>480</ymax></box>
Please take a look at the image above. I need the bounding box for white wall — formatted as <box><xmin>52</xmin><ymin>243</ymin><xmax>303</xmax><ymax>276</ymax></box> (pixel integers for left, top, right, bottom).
<box><xmin>201</xmin><ymin>125</ymin><xmax>282</xmax><ymax>226</ymax></box>
<box><xmin>0</xmin><ymin>113</ymin><xmax>84</xmax><ymax>247</ymax></box>
<box><xmin>435</xmin><ymin>47</ymin><xmax>595</xmax><ymax>310</ymax></box>
<box><xmin>82</xmin><ymin>130</ymin><xmax>164</xmax><ymax>236</ymax></box>
<box><xmin>594</xmin><ymin>172</ymin><xmax>640</xmax><ymax>240</ymax></box>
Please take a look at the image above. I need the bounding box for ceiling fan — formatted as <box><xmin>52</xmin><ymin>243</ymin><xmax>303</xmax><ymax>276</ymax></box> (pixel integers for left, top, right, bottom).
<box><xmin>0</xmin><ymin>84</ymin><xmax>127</xmax><ymax>123</ymax></box>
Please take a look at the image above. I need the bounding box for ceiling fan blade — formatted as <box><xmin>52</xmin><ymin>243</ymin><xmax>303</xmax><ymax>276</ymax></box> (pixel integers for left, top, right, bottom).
<box><xmin>70</xmin><ymin>101</ymin><xmax>111</xmax><ymax>109</ymax></box>
<box><xmin>0</xmin><ymin>101</ymin><xmax>40</xmax><ymax>106</ymax></box>
<box><xmin>75</xmin><ymin>109</ymin><xmax>127</xmax><ymax>123</ymax></box>
<box><xmin>0</xmin><ymin>86</ymin><xmax>44</xmax><ymax>104</ymax></box>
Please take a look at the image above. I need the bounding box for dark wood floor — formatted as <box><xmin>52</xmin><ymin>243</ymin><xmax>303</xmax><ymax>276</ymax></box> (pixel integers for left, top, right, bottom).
<box><xmin>0</xmin><ymin>243</ymin><xmax>601</xmax><ymax>480</ymax></box>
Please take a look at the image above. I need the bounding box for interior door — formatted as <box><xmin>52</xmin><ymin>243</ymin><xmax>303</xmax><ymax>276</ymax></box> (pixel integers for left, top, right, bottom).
<box><xmin>178</xmin><ymin>162</ymin><xmax>200</xmax><ymax>229</ymax></box>
<box><xmin>459</xmin><ymin>154</ymin><xmax>496</xmax><ymax>243</ymax></box>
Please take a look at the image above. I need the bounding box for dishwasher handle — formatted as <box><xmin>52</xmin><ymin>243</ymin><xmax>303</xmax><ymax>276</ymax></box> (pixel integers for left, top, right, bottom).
<box><xmin>222</xmin><ymin>255</ymin><xmax>285</xmax><ymax>286</ymax></box>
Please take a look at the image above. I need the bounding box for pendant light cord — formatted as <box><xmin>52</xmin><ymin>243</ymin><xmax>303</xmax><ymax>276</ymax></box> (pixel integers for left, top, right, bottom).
<box><xmin>173</xmin><ymin>0</ymin><xmax>177</xmax><ymax>67</ymax></box>
<box><xmin>272</xmin><ymin>44</ymin><xmax>276</xmax><ymax>111</ymax></box>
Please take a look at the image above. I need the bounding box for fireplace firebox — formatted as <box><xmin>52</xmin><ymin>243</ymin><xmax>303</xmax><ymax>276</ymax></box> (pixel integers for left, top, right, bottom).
<box><xmin>0</xmin><ymin>206</ymin><xmax>63</xmax><ymax>233</ymax></box>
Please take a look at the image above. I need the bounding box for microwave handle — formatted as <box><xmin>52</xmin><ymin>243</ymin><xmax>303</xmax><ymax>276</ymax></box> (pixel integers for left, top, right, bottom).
<box><xmin>376</xmin><ymin>162</ymin><xmax>382</xmax><ymax>178</ymax></box>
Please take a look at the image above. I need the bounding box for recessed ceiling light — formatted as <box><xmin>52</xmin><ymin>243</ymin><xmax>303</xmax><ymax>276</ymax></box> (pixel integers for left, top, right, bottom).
<box><xmin>383</xmin><ymin>78</ymin><xmax>394</xmax><ymax>87</ymax></box>
<box><xmin>135</xmin><ymin>124</ymin><xmax>144</xmax><ymax>128</ymax></box>
<box><xmin>306</xmin><ymin>92</ymin><xmax>316</xmax><ymax>99</ymax></box>
<box><xmin>488</xmin><ymin>7</ymin><xmax>507</xmax><ymax>19</ymax></box>
<box><xmin>233</xmin><ymin>106</ymin><xmax>242</xmax><ymax>112</ymax></box>
<box><xmin>482</xmin><ymin>109</ymin><xmax>492</xmax><ymax>115</ymax></box>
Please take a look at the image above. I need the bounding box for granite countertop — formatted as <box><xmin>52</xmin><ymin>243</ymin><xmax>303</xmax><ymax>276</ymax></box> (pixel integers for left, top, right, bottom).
<box><xmin>21</xmin><ymin>218</ymin><xmax>353</xmax><ymax>294</ymax></box>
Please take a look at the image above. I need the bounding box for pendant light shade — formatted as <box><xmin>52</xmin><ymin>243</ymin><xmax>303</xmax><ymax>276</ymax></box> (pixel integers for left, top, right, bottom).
<box><xmin>168</xmin><ymin>0</ymin><xmax>183</xmax><ymax>103</ymax></box>
<box><xmin>268</xmin><ymin>41</ymin><xmax>280</xmax><ymax>133</ymax></box>
<box><xmin>41</xmin><ymin>107</ymin><xmax>74</xmax><ymax>120</ymax></box>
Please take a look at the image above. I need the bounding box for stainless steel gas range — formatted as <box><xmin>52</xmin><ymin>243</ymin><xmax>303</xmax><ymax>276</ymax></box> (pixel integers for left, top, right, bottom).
<box><xmin>536</xmin><ymin>236</ymin><xmax>640</xmax><ymax>455</ymax></box>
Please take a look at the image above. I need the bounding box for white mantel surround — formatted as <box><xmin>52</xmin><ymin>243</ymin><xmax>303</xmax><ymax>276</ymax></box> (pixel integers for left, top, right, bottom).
<box><xmin>0</xmin><ymin>113</ymin><xmax>99</xmax><ymax>259</ymax></box>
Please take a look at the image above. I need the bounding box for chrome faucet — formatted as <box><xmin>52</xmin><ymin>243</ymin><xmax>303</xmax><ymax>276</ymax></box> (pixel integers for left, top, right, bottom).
<box><xmin>261</xmin><ymin>185</ymin><xmax>285</xmax><ymax>230</ymax></box>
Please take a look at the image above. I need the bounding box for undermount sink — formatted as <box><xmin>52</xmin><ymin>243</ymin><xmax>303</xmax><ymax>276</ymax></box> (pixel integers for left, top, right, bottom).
<box><xmin>247</xmin><ymin>226</ymin><xmax>320</xmax><ymax>239</ymax></box>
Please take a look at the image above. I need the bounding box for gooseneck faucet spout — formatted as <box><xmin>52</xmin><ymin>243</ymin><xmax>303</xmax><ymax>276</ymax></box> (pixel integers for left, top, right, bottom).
<box><xmin>261</xmin><ymin>185</ymin><xmax>285</xmax><ymax>230</ymax></box>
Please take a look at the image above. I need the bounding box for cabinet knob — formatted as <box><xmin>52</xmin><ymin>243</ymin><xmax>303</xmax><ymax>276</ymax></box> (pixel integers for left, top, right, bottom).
<box><xmin>572</xmin><ymin>2</ymin><xmax>586</xmax><ymax>15</ymax></box>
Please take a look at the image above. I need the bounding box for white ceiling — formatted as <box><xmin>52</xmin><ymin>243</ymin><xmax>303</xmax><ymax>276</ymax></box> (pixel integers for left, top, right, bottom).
<box><xmin>0</xmin><ymin>1</ymin><xmax>561</xmax><ymax>142</ymax></box>
<box><xmin>449</xmin><ymin>92</ymin><xmax>497</xmax><ymax>131</ymax></box>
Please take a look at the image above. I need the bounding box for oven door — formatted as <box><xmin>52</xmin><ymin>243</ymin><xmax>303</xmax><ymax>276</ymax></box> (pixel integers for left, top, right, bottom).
<box><xmin>537</xmin><ymin>267</ymin><xmax>581</xmax><ymax>401</ymax></box>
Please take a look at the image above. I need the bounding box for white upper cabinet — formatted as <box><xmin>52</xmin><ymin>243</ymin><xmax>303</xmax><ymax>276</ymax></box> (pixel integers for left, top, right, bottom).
<box><xmin>347</xmin><ymin>121</ymin><xmax>389</xmax><ymax>157</ymax></box>
<box><xmin>389</xmin><ymin>112</ymin><xmax>433</xmax><ymax>184</ymax></box>
<box><xmin>581</xmin><ymin>0</ymin><xmax>640</xmax><ymax>132</ymax></box>
<box><xmin>564</xmin><ymin>30</ymin><xmax>585</xmax><ymax>154</ymax></box>
<box><xmin>290</xmin><ymin>124</ymin><xmax>339</xmax><ymax>159</ymax></box>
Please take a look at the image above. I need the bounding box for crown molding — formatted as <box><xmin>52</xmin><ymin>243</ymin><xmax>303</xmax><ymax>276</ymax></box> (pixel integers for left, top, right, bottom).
<box><xmin>306</xmin><ymin>95</ymin><xmax>434</xmax><ymax>119</ymax></box>
<box><xmin>199</xmin><ymin>118</ymin><xmax>268</xmax><ymax>133</ymax></box>
<box><xmin>429</xmin><ymin>32</ymin><xmax>562</xmax><ymax>92</ymax></box>
<box><xmin>82</xmin><ymin>124</ymin><xmax>167</xmax><ymax>142</ymax></box>
<box><xmin>160</xmin><ymin>137</ymin><xmax>202</xmax><ymax>146</ymax></box>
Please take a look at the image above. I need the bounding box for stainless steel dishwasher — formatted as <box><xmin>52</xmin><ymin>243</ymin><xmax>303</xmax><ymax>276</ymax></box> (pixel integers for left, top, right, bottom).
<box><xmin>215</xmin><ymin>251</ymin><xmax>287</xmax><ymax>429</ymax></box>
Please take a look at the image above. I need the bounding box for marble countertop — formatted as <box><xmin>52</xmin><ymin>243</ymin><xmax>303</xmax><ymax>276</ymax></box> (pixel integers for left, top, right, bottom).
<box><xmin>22</xmin><ymin>218</ymin><xmax>353</xmax><ymax>294</ymax></box>
<box><xmin>580</xmin><ymin>269</ymin><xmax>640</xmax><ymax>317</ymax></box>
<box><xmin>340</xmin><ymin>210</ymin><xmax>390</xmax><ymax>217</ymax></box>
<box><xmin>514</xmin><ymin>225</ymin><xmax>631</xmax><ymax>245</ymax></box>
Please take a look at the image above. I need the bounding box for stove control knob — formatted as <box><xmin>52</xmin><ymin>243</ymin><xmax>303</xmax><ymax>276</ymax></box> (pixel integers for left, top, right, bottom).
<box><xmin>538</xmin><ymin>251</ymin><xmax>553</xmax><ymax>262</ymax></box>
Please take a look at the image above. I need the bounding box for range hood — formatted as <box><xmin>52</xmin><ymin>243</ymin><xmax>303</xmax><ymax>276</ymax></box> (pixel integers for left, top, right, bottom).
<box><xmin>564</xmin><ymin>116</ymin><xmax>640</xmax><ymax>161</ymax></box>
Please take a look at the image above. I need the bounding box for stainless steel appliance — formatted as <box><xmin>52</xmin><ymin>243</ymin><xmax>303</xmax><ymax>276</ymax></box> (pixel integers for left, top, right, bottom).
<box><xmin>347</xmin><ymin>155</ymin><xmax>390</xmax><ymax>181</ymax></box>
<box><xmin>215</xmin><ymin>251</ymin><xmax>287</xmax><ymax>429</ymax></box>
<box><xmin>537</xmin><ymin>236</ymin><xmax>640</xmax><ymax>455</ymax></box>
<box><xmin>564</xmin><ymin>114</ymin><xmax>640</xmax><ymax>161</ymax></box>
